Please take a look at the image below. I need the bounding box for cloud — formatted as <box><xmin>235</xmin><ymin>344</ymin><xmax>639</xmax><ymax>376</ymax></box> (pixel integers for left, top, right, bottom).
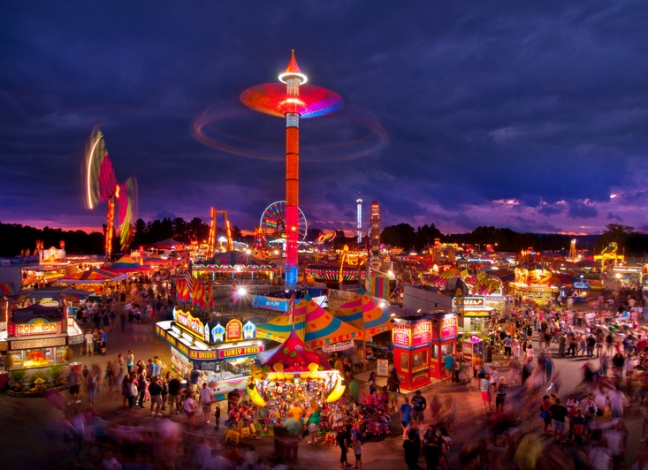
<box><xmin>568</xmin><ymin>201</ymin><xmax>599</xmax><ymax>219</ymax></box>
<box><xmin>2</xmin><ymin>2</ymin><xmax>648</xmax><ymax>237</ymax></box>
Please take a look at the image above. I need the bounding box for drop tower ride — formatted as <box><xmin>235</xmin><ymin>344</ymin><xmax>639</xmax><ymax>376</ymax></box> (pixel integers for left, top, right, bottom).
<box><xmin>241</xmin><ymin>51</ymin><xmax>343</xmax><ymax>290</ymax></box>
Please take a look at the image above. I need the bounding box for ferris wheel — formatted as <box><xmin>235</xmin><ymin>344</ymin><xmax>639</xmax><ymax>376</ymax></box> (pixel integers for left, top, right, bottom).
<box><xmin>260</xmin><ymin>201</ymin><xmax>307</xmax><ymax>244</ymax></box>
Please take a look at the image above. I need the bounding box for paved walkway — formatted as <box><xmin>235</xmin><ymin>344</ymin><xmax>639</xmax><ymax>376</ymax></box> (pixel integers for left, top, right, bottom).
<box><xmin>1</xmin><ymin>320</ymin><xmax>646</xmax><ymax>469</ymax></box>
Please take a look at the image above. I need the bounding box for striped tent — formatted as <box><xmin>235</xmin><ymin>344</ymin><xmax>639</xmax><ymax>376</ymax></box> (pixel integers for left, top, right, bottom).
<box><xmin>332</xmin><ymin>289</ymin><xmax>393</xmax><ymax>337</ymax></box>
<box><xmin>256</xmin><ymin>305</ymin><xmax>306</xmax><ymax>343</ymax></box>
<box><xmin>257</xmin><ymin>327</ymin><xmax>330</xmax><ymax>370</ymax></box>
<box><xmin>104</xmin><ymin>255</ymin><xmax>153</xmax><ymax>273</ymax></box>
<box><xmin>257</xmin><ymin>294</ymin><xmax>363</xmax><ymax>348</ymax></box>
<box><xmin>60</xmin><ymin>268</ymin><xmax>129</xmax><ymax>284</ymax></box>
<box><xmin>0</xmin><ymin>282</ymin><xmax>16</xmax><ymax>296</ymax></box>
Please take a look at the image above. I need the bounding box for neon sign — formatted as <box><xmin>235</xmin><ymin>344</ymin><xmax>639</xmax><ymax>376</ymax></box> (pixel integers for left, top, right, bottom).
<box><xmin>15</xmin><ymin>318</ymin><xmax>61</xmax><ymax>337</ymax></box>
<box><xmin>175</xmin><ymin>310</ymin><xmax>204</xmax><ymax>339</ymax></box>
<box><xmin>243</xmin><ymin>321</ymin><xmax>256</xmax><ymax>340</ymax></box>
<box><xmin>225</xmin><ymin>319</ymin><xmax>243</xmax><ymax>342</ymax></box>
<box><xmin>211</xmin><ymin>323</ymin><xmax>225</xmax><ymax>343</ymax></box>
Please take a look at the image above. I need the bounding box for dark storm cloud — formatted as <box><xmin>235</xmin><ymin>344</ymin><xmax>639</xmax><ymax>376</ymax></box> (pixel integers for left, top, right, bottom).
<box><xmin>607</xmin><ymin>212</ymin><xmax>623</xmax><ymax>222</ymax></box>
<box><xmin>538</xmin><ymin>202</ymin><xmax>567</xmax><ymax>217</ymax></box>
<box><xmin>2</xmin><ymin>1</ymin><xmax>648</xmax><ymax>234</ymax></box>
<box><xmin>568</xmin><ymin>201</ymin><xmax>599</xmax><ymax>219</ymax></box>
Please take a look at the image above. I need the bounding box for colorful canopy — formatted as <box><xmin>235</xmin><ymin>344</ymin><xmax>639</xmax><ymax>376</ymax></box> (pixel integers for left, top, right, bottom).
<box><xmin>332</xmin><ymin>290</ymin><xmax>393</xmax><ymax>337</ymax></box>
<box><xmin>257</xmin><ymin>294</ymin><xmax>364</xmax><ymax>348</ymax></box>
<box><xmin>257</xmin><ymin>328</ymin><xmax>330</xmax><ymax>371</ymax></box>
<box><xmin>255</xmin><ymin>307</ymin><xmax>306</xmax><ymax>342</ymax></box>
<box><xmin>59</xmin><ymin>268</ymin><xmax>129</xmax><ymax>284</ymax></box>
<box><xmin>0</xmin><ymin>282</ymin><xmax>16</xmax><ymax>296</ymax></box>
<box><xmin>143</xmin><ymin>256</ymin><xmax>169</xmax><ymax>265</ymax></box>
<box><xmin>103</xmin><ymin>255</ymin><xmax>153</xmax><ymax>273</ymax></box>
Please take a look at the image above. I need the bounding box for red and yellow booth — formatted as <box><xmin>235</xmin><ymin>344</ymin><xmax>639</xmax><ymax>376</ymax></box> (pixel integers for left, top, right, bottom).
<box><xmin>392</xmin><ymin>317</ymin><xmax>431</xmax><ymax>391</ymax></box>
<box><xmin>429</xmin><ymin>313</ymin><xmax>458</xmax><ymax>379</ymax></box>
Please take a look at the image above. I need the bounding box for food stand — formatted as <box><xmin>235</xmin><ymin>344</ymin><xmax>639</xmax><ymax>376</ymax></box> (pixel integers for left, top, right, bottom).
<box><xmin>156</xmin><ymin>309</ymin><xmax>264</xmax><ymax>396</ymax></box>
<box><xmin>461</xmin><ymin>335</ymin><xmax>484</xmax><ymax>366</ymax></box>
<box><xmin>391</xmin><ymin>317</ymin><xmax>431</xmax><ymax>391</ymax></box>
<box><xmin>508</xmin><ymin>268</ymin><xmax>559</xmax><ymax>306</ymax></box>
<box><xmin>429</xmin><ymin>313</ymin><xmax>458</xmax><ymax>379</ymax></box>
<box><xmin>452</xmin><ymin>297</ymin><xmax>496</xmax><ymax>334</ymax></box>
<box><xmin>3</xmin><ymin>304</ymin><xmax>83</xmax><ymax>371</ymax></box>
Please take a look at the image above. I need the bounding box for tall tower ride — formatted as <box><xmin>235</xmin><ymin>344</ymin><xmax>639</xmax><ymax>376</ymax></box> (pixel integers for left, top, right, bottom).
<box><xmin>370</xmin><ymin>201</ymin><xmax>381</xmax><ymax>255</ymax></box>
<box><xmin>241</xmin><ymin>51</ymin><xmax>343</xmax><ymax>291</ymax></box>
<box><xmin>356</xmin><ymin>195</ymin><xmax>363</xmax><ymax>244</ymax></box>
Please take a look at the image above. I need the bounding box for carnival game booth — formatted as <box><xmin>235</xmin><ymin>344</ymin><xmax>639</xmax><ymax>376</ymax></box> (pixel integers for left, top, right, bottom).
<box><xmin>392</xmin><ymin>316</ymin><xmax>432</xmax><ymax>391</ymax></box>
<box><xmin>452</xmin><ymin>297</ymin><xmax>496</xmax><ymax>334</ymax></box>
<box><xmin>2</xmin><ymin>303</ymin><xmax>83</xmax><ymax>371</ymax></box>
<box><xmin>244</xmin><ymin>328</ymin><xmax>345</xmax><ymax>438</ymax></box>
<box><xmin>193</xmin><ymin>252</ymin><xmax>277</xmax><ymax>282</ymax></box>
<box><xmin>507</xmin><ymin>267</ymin><xmax>559</xmax><ymax>306</ymax></box>
<box><xmin>156</xmin><ymin>310</ymin><xmax>264</xmax><ymax>396</ymax></box>
<box><xmin>429</xmin><ymin>312</ymin><xmax>458</xmax><ymax>379</ymax></box>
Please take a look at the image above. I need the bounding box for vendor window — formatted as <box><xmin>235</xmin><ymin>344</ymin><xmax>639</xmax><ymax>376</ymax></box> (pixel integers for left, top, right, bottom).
<box><xmin>412</xmin><ymin>350</ymin><xmax>428</xmax><ymax>371</ymax></box>
<box><xmin>441</xmin><ymin>343</ymin><xmax>454</xmax><ymax>357</ymax></box>
<box><xmin>219</xmin><ymin>357</ymin><xmax>255</xmax><ymax>378</ymax></box>
<box><xmin>430</xmin><ymin>344</ymin><xmax>438</xmax><ymax>360</ymax></box>
<box><xmin>400</xmin><ymin>352</ymin><xmax>409</xmax><ymax>372</ymax></box>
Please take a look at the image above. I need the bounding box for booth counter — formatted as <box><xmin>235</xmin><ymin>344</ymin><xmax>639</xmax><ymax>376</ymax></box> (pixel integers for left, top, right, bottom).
<box><xmin>429</xmin><ymin>313</ymin><xmax>458</xmax><ymax>379</ymax></box>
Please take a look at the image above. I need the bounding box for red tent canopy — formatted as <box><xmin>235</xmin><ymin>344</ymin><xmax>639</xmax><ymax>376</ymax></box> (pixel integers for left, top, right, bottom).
<box><xmin>257</xmin><ymin>328</ymin><xmax>330</xmax><ymax>371</ymax></box>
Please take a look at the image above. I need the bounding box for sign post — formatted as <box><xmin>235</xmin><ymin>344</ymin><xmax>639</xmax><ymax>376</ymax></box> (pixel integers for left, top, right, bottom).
<box><xmin>377</xmin><ymin>359</ymin><xmax>389</xmax><ymax>377</ymax></box>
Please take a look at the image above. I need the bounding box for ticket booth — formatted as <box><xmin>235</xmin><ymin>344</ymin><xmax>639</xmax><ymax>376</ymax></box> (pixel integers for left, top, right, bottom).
<box><xmin>429</xmin><ymin>313</ymin><xmax>458</xmax><ymax>379</ymax></box>
<box><xmin>392</xmin><ymin>317</ymin><xmax>431</xmax><ymax>391</ymax></box>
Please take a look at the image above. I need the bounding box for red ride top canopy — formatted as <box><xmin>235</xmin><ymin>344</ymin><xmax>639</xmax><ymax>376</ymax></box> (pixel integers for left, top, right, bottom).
<box><xmin>240</xmin><ymin>83</ymin><xmax>344</xmax><ymax>119</ymax></box>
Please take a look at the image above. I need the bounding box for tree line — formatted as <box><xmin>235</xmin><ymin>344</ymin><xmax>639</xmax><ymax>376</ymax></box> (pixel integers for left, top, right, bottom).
<box><xmin>379</xmin><ymin>223</ymin><xmax>648</xmax><ymax>257</ymax></box>
<box><xmin>1</xmin><ymin>219</ymin><xmax>645</xmax><ymax>258</ymax></box>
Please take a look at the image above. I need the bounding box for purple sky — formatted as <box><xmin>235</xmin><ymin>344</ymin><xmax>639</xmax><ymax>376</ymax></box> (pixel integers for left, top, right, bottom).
<box><xmin>2</xmin><ymin>2</ymin><xmax>648</xmax><ymax>236</ymax></box>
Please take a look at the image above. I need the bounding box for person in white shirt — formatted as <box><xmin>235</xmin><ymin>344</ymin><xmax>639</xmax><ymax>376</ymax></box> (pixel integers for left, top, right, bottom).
<box><xmin>84</xmin><ymin>330</ymin><xmax>94</xmax><ymax>356</ymax></box>
<box><xmin>198</xmin><ymin>383</ymin><xmax>213</xmax><ymax>424</ymax></box>
<box><xmin>184</xmin><ymin>392</ymin><xmax>197</xmax><ymax>427</ymax></box>
<box><xmin>608</xmin><ymin>388</ymin><xmax>628</xmax><ymax>419</ymax></box>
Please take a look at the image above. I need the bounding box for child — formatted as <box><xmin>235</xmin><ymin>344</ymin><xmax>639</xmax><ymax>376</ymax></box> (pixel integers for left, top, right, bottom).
<box><xmin>214</xmin><ymin>403</ymin><xmax>221</xmax><ymax>430</ymax></box>
<box><xmin>352</xmin><ymin>437</ymin><xmax>362</xmax><ymax>469</ymax></box>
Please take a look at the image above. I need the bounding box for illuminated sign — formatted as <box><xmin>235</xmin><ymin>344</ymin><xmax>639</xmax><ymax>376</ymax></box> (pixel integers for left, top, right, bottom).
<box><xmin>15</xmin><ymin>318</ymin><xmax>61</xmax><ymax>337</ymax></box>
<box><xmin>243</xmin><ymin>321</ymin><xmax>256</xmax><ymax>340</ymax></box>
<box><xmin>189</xmin><ymin>350</ymin><xmax>218</xmax><ymax>360</ymax></box>
<box><xmin>462</xmin><ymin>310</ymin><xmax>492</xmax><ymax>318</ymax></box>
<box><xmin>411</xmin><ymin>320</ymin><xmax>431</xmax><ymax>347</ymax></box>
<box><xmin>225</xmin><ymin>319</ymin><xmax>242</xmax><ymax>342</ymax></box>
<box><xmin>218</xmin><ymin>345</ymin><xmax>263</xmax><ymax>359</ymax></box>
<box><xmin>177</xmin><ymin>342</ymin><xmax>190</xmax><ymax>356</ymax></box>
<box><xmin>175</xmin><ymin>310</ymin><xmax>204</xmax><ymax>339</ymax></box>
<box><xmin>211</xmin><ymin>323</ymin><xmax>225</xmax><ymax>342</ymax></box>
<box><xmin>392</xmin><ymin>323</ymin><xmax>411</xmax><ymax>347</ymax></box>
<box><xmin>452</xmin><ymin>297</ymin><xmax>484</xmax><ymax>308</ymax></box>
<box><xmin>432</xmin><ymin>315</ymin><xmax>458</xmax><ymax>340</ymax></box>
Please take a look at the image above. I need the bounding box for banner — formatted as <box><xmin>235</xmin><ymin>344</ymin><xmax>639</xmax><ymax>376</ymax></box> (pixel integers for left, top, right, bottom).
<box><xmin>252</xmin><ymin>295</ymin><xmax>291</xmax><ymax>312</ymax></box>
<box><xmin>322</xmin><ymin>340</ymin><xmax>355</xmax><ymax>353</ymax></box>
